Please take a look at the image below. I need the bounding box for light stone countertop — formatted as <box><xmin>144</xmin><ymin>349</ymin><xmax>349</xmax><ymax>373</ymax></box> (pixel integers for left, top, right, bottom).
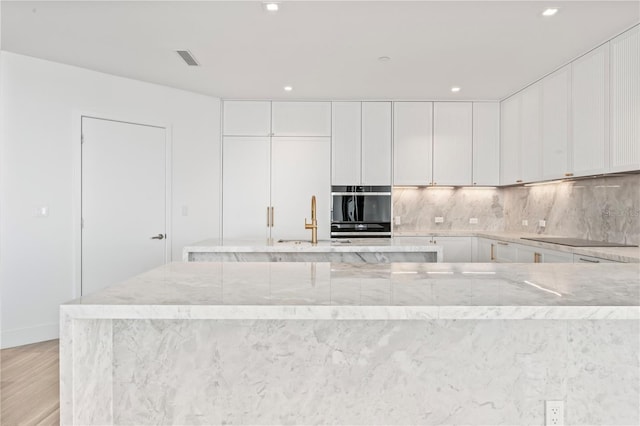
<box><xmin>393</xmin><ymin>231</ymin><xmax>640</xmax><ymax>263</ymax></box>
<box><xmin>62</xmin><ymin>261</ymin><xmax>640</xmax><ymax>320</ymax></box>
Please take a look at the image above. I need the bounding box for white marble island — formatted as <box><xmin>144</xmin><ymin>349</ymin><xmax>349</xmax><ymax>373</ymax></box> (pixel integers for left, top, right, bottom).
<box><xmin>183</xmin><ymin>238</ymin><xmax>443</xmax><ymax>262</ymax></box>
<box><xmin>60</xmin><ymin>262</ymin><xmax>640</xmax><ymax>425</ymax></box>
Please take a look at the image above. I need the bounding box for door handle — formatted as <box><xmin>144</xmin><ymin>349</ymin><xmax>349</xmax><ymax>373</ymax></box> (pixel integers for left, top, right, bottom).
<box><xmin>271</xmin><ymin>207</ymin><xmax>274</xmax><ymax>228</ymax></box>
<box><xmin>151</xmin><ymin>234</ymin><xmax>165</xmax><ymax>240</ymax></box>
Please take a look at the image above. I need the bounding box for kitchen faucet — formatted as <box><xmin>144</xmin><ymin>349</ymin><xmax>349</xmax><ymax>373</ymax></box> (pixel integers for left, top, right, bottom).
<box><xmin>304</xmin><ymin>195</ymin><xmax>318</xmax><ymax>245</ymax></box>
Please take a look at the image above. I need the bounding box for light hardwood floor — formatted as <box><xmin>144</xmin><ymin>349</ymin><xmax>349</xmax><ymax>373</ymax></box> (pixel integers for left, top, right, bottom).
<box><xmin>1</xmin><ymin>339</ymin><xmax>60</xmax><ymax>425</ymax></box>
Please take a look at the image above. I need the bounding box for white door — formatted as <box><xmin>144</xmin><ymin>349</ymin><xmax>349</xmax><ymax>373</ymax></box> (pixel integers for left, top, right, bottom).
<box><xmin>271</xmin><ymin>137</ymin><xmax>331</xmax><ymax>240</ymax></box>
<box><xmin>362</xmin><ymin>102</ymin><xmax>392</xmax><ymax>185</ymax></box>
<box><xmin>223</xmin><ymin>101</ymin><xmax>271</xmax><ymax>136</ymax></box>
<box><xmin>222</xmin><ymin>137</ymin><xmax>271</xmax><ymax>239</ymax></box>
<box><xmin>331</xmin><ymin>102</ymin><xmax>362</xmax><ymax>185</ymax></box>
<box><xmin>472</xmin><ymin>102</ymin><xmax>500</xmax><ymax>186</ymax></box>
<box><xmin>393</xmin><ymin>102</ymin><xmax>433</xmax><ymax>185</ymax></box>
<box><xmin>271</xmin><ymin>102</ymin><xmax>332</xmax><ymax>136</ymax></box>
<box><xmin>520</xmin><ymin>84</ymin><xmax>542</xmax><ymax>183</ymax></box>
<box><xmin>433</xmin><ymin>102</ymin><xmax>473</xmax><ymax>186</ymax></box>
<box><xmin>81</xmin><ymin>117</ymin><xmax>167</xmax><ymax>296</ymax></box>
<box><xmin>500</xmin><ymin>95</ymin><xmax>522</xmax><ymax>185</ymax></box>
<box><xmin>541</xmin><ymin>65</ymin><xmax>571</xmax><ymax>180</ymax></box>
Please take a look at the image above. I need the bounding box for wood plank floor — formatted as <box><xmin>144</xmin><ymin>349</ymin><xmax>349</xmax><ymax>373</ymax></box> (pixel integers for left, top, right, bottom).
<box><xmin>1</xmin><ymin>339</ymin><xmax>60</xmax><ymax>425</ymax></box>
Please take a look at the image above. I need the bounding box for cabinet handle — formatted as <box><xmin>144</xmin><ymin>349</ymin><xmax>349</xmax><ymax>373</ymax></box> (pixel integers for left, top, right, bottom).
<box><xmin>578</xmin><ymin>257</ymin><xmax>599</xmax><ymax>263</ymax></box>
<box><xmin>534</xmin><ymin>252</ymin><xmax>542</xmax><ymax>263</ymax></box>
<box><xmin>516</xmin><ymin>180</ymin><xmax>523</xmax><ymax>183</ymax></box>
<box><xmin>497</xmin><ymin>242</ymin><xmax>508</xmax><ymax>246</ymax></box>
<box><xmin>490</xmin><ymin>244</ymin><xmax>495</xmax><ymax>261</ymax></box>
<box><xmin>267</xmin><ymin>207</ymin><xmax>271</xmax><ymax>227</ymax></box>
<box><xmin>564</xmin><ymin>173</ymin><xmax>574</xmax><ymax>177</ymax></box>
<box><xmin>271</xmin><ymin>207</ymin><xmax>274</xmax><ymax>228</ymax></box>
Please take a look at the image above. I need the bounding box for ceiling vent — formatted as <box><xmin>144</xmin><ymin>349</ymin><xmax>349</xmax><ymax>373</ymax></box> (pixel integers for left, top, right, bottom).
<box><xmin>176</xmin><ymin>50</ymin><xmax>199</xmax><ymax>66</ymax></box>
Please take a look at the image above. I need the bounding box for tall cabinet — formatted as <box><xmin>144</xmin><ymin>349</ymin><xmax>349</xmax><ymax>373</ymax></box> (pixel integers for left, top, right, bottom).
<box><xmin>223</xmin><ymin>101</ymin><xmax>331</xmax><ymax>240</ymax></box>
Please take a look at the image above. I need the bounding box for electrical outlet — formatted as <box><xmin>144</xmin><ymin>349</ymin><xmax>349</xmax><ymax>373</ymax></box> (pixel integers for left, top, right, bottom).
<box><xmin>469</xmin><ymin>217</ymin><xmax>478</xmax><ymax>224</ymax></box>
<box><xmin>394</xmin><ymin>216</ymin><xmax>401</xmax><ymax>226</ymax></box>
<box><xmin>545</xmin><ymin>400</ymin><xmax>564</xmax><ymax>426</ymax></box>
<box><xmin>539</xmin><ymin>219</ymin><xmax>546</xmax><ymax>227</ymax></box>
<box><xmin>522</xmin><ymin>219</ymin><xmax>528</xmax><ymax>226</ymax></box>
<box><xmin>435</xmin><ymin>216</ymin><xmax>444</xmax><ymax>223</ymax></box>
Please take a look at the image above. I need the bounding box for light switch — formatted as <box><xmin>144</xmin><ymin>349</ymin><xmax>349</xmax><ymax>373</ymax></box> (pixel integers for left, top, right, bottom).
<box><xmin>435</xmin><ymin>216</ymin><xmax>444</xmax><ymax>223</ymax></box>
<box><xmin>394</xmin><ymin>216</ymin><xmax>401</xmax><ymax>225</ymax></box>
<box><xmin>539</xmin><ymin>219</ymin><xmax>546</xmax><ymax>227</ymax></box>
<box><xmin>469</xmin><ymin>218</ymin><xmax>478</xmax><ymax>224</ymax></box>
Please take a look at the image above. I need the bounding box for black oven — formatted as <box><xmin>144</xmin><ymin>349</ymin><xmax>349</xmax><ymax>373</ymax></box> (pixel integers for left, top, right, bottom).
<box><xmin>331</xmin><ymin>186</ymin><xmax>391</xmax><ymax>238</ymax></box>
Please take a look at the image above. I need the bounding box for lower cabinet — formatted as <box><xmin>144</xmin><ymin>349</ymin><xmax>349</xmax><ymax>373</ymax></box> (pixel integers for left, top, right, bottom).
<box><xmin>477</xmin><ymin>238</ymin><xmax>574</xmax><ymax>263</ymax></box>
<box><xmin>516</xmin><ymin>244</ymin><xmax>573</xmax><ymax>263</ymax></box>
<box><xmin>430</xmin><ymin>237</ymin><xmax>473</xmax><ymax>262</ymax></box>
<box><xmin>573</xmin><ymin>254</ymin><xmax>621</xmax><ymax>264</ymax></box>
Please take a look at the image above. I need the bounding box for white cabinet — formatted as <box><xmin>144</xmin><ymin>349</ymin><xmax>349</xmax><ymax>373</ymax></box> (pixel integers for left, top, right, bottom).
<box><xmin>332</xmin><ymin>102</ymin><xmax>391</xmax><ymax>185</ymax></box>
<box><xmin>476</xmin><ymin>238</ymin><xmax>494</xmax><ymax>262</ymax></box>
<box><xmin>271</xmin><ymin>137</ymin><xmax>331</xmax><ymax>240</ymax></box>
<box><xmin>393</xmin><ymin>102</ymin><xmax>433</xmax><ymax>185</ymax></box>
<box><xmin>472</xmin><ymin>103</ymin><xmax>500</xmax><ymax>186</ymax></box>
<box><xmin>516</xmin><ymin>245</ymin><xmax>572</xmax><ymax>263</ymax></box>
<box><xmin>271</xmin><ymin>102</ymin><xmax>331</xmax><ymax>136</ymax></box>
<box><xmin>571</xmin><ymin>44</ymin><xmax>610</xmax><ymax>177</ymax></box>
<box><xmin>331</xmin><ymin>102</ymin><xmax>361</xmax><ymax>184</ymax></box>
<box><xmin>223</xmin><ymin>101</ymin><xmax>271</xmax><ymax>136</ymax></box>
<box><xmin>493</xmin><ymin>241</ymin><xmax>517</xmax><ymax>263</ymax></box>
<box><xmin>609</xmin><ymin>26</ymin><xmax>640</xmax><ymax>173</ymax></box>
<box><xmin>500</xmin><ymin>95</ymin><xmax>522</xmax><ymax>185</ymax></box>
<box><xmin>361</xmin><ymin>102</ymin><xmax>392</xmax><ymax>185</ymax></box>
<box><xmin>541</xmin><ymin>65</ymin><xmax>571</xmax><ymax>180</ymax></box>
<box><xmin>573</xmin><ymin>254</ymin><xmax>620</xmax><ymax>264</ymax></box>
<box><xmin>431</xmin><ymin>236</ymin><xmax>473</xmax><ymax>262</ymax></box>
<box><xmin>520</xmin><ymin>83</ymin><xmax>542</xmax><ymax>183</ymax></box>
<box><xmin>433</xmin><ymin>102</ymin><xmax>473</xmax><ymax>186</ymax></box>
<box><xmin>222</xmin><ymin>137</ymin><xmax>271</xmax><ymax>239</ymax></box>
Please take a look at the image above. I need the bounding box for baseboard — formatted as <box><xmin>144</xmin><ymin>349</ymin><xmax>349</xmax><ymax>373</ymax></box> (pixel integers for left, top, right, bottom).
<box><xmin>1</xmin><ymin>322</ymin><xmax>59</xmax><ymax>349</ymax></box>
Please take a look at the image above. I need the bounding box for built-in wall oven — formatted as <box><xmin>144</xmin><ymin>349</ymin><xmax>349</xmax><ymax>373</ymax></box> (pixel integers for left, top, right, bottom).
<box><xmin>331</xmin><ymin>186</ymin><xmax>391</xmax><ymax>238</ymax></box>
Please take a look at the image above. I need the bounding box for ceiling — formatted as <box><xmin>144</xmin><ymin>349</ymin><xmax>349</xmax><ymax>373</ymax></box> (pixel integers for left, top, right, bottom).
<box><xmin>2</xmin><ymin>1</ymin><xmax>639</xmax><ymax>100</ymax></box>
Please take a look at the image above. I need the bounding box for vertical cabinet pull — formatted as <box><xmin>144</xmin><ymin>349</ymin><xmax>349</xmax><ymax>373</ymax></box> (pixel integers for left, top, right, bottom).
<box><xmin>490</xmin><ymin>244</ymin><xmax>495</xmax><ymax>261</ymax></box>
<box><xmin>267</xmin><ymin>207</ymin><xmax>271</xmax><ymax>227</ymax></box>
<box><xmin>534</xmin><ymin>253</ymin><xmax>542</xmax><ymax>263</ymax></box>
<box><xmin>270</xmin><ymin>207</ymin><xmax>274</xmax><ymax>228</ymax></box>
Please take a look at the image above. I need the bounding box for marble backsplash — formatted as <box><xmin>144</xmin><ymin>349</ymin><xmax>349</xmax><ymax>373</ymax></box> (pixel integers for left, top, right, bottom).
<box><xmin>393</xmin><ymin>174</ymin><xmax>639</xmax><ymax>245</ymax></box>
<box><xmin>393</xmin><ymin>187</ymin><xmax>505</xmax><ymax>232</ymax></box>
<box><xmin>502</xmin><ymin>174</ymin><xmax>640</xmax><ymax>245</ymax></box>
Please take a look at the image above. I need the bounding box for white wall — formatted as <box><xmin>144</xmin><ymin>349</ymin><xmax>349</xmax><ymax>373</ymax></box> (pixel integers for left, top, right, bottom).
<box><xmin>0</xmin><ymin>52</ymin><xmax>221</xmax><ymax>348</ymax></box>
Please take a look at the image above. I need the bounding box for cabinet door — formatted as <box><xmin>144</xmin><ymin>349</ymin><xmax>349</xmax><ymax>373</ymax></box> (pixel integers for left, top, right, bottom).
<box><xmin>472</xmin><ymin>102</ymin><xmax>500</xmax><ymax>186</ymax></box>
<box><xmin>222</xmin><ymin>137</ymin><xmax>271</xmax><ymax>239</ymax></box>
<box><xmin>271</xmin><ymin>137</ymin><xmax>331</xmax><ymax>240</ymax></box>
<box><xmin>223</xmin><ymin>101</ymin><xmax>271</xmax><ymax>136</ymax></box>
<box><xmin>393</xmin><ymin>102</ymin><xmax>433</xmax><ymax>185</ymax></box>
<box><xmin>433</xmin><ymin>102</ymin><xmax>472</xmax><ymax>186</ymax></box>
<box><xmin>572</xmin><ymin>44</ymin><xmax>610</xmax><ymax>176</ymax></box>
<box><xmin>476</xmin><ymin>238</ymin><xmax>494</xmax><ymax>262</ymax></box>
<box><xmin>362</xmin><ymin>102</ymin><xmax>392</xmax><ymax>185</ymax></box>
<box><xmin>332</xmin><ymin>102</ymin><xmax>362</xmax><ymax>185</ymax></box>
<box><xmin>520</xmin><ymin>84</ymin><xmax>542</xmax><ymax>183</ymax></box>
<box><xmin>272</xmin><ymin>102</ymin><xmax>331</xmax><ymax>137</ymax></box>
<box><xmin>500</xmin><ymin>96</ymin><xmax>522</xmax><ymax>185</ymax></box>
<box><xmin>542</xmin><ymin>65</ymin><xmax>571</xmax><ymax>180</ymax></box>
<box><xmin>610</xmin><ymin>26</ymin><xmax>640</xmax><ymax>172</ymax></box>
<box><xmin>494</xmin><ymin>241</ymin><xmax>517</xmax><ymax>262</ymax></box>
<box><xmin>432</xmin><ymin>236</ymin><xmax>473</xmax><ymax>262</ymax></box>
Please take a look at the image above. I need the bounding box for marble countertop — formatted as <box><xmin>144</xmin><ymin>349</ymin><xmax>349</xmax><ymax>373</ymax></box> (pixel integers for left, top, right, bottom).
<box><xmin>394</xmin><ymin>231</ymin><xmax>640</xmax><ymax>263</ymax></box>
<box><xmin>62</xmin><ymin>261</ymin><xmax>640</xmax><ymax>320</ymax></box>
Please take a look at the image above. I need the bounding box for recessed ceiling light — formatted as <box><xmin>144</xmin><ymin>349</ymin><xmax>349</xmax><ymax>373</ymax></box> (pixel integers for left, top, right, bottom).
<box><xmin>284</xmin><ymin>86</ymin><xmax>293</xmax><ymax>92</ymax></box>
<box><xmin>542</xmin><ymin>8</ymin><xmax>559</xmax><ymax>17</ymax></box>
<box><xmin>451</xmin><ymin>87</ymin><xmax>461</xmax><ymax>93</ymax></box>
<box><xmin>378</xmin><ymin>56</ymin><xmax>391</xmax><ymax>62</ymax></box>
<box><xmin>263</xmin><ymin>2</ymin><xmax>279</xmax><ymax>12</ymax></box>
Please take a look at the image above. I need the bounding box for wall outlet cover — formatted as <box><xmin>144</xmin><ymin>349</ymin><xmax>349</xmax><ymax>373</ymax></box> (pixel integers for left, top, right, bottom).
<box><xmin>545</xmin><ymin>400</ymin><xmax>564</xmax><ymax>426</ymax></box>
<box><xmin>539</xmin><ymin>219</ymin><xmax>546</xmax><ymax>227</ymax></box>
<box><xmin>394</xmin><ymin>216</ymin><xmax>401</xmax><ymax>225</ymax></box>
<box><xmin>435</xmin><ymin>216</ymin><xmax>444</xmax><ymax>223</ymax></box>
<box><xmin>522</xmin><ymin>219</ymin><xmax>528</xmax><ymax>226</ymax></box>
<box><xmin>469</xmin><ymin>218</ymin><xmax>478</xmax><ymax>224</ymax></box>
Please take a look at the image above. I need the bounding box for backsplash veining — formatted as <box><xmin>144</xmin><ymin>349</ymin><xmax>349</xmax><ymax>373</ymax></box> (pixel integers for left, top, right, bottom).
<box><xmin>503</xmin><ymin>174</ymin><xmax>640</xmax><ymax>245</ymax></box>
<box><xmin>393</xmin><ymin>174</ymin><xmax>639</xmax><ymax>245</ymax></box>
<box><xmin>393</xmin><ymin>187</ymin><xmax>505</xmax><ymax>232</ymax></box>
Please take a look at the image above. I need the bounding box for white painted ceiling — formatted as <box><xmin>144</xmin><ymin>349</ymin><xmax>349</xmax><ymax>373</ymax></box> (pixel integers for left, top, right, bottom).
<box><xmin>2</xmin><ymin>1</ymin><xmax>639</xmax><ymax>100</ymax></box>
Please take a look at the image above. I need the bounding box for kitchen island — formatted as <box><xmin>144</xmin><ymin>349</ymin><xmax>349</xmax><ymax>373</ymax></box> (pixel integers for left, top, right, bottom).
<box><xmin>60</xmin><ymin>262</ymin><xmax>639</xmax><ymax>425</ymax></box>
<box><xmin>183</xmin><ymin>238</ymin><xmax>443</xmax><ymax>262</ymax></box>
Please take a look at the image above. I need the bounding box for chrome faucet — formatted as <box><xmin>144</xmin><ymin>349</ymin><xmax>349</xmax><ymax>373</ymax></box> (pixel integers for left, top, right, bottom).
<box><xmin>304</xmin><ymin>195</ymin><xmax>318</xmax><ymax>244</ymax></box>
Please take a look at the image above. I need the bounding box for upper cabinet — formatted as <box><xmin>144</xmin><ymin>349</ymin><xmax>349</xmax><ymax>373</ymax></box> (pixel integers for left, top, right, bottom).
<box><xmin>331</xmin><ymin>101</ymin><xmax>392</xmax><ymax>185</ymax></box>
<box><xmin>272</xmin><ymin>102</ymin><xmax>331</xmax><ymax>137</ymax></box>
<box><xmin>541</xmin><ymin>65</ymin><xmax>571</xmax><ymax>180</ymax></box>
<box><xmin>472</xmin><ymin>102</ymin><xmax>500</xmax><ymax>186</ymax></box>
<box><xmin>500</xmin><ymin>95</ymin><xmax>522</xmax><ymax>185</ymax></box>
<box><xmin>393</xmin><ymin>102</ymin><xmax>433</xmax><ymax>186</ymax></box>
<box><xmin>609</xmin><ymin>26</ymin><xmax>640</xmax><ymax>172</ymax></box>
<box><xmin>520</xmin><ymin>83</ymin><xmax>542</xmax><ymax>183</ymax></box>
<box><xmin>223</xmin><ymin>101</ymin><xmax>271</xmax><ymax>136</ymax></box>
<box><xmin>433</xmin><ymin>102</ymin><xmax>473</xmax><ymax>186</ymax></box>
<box><xmin>571</xmin><ymin>43</ymin><xmax>610</xmax><ymax>177</ymax></box>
